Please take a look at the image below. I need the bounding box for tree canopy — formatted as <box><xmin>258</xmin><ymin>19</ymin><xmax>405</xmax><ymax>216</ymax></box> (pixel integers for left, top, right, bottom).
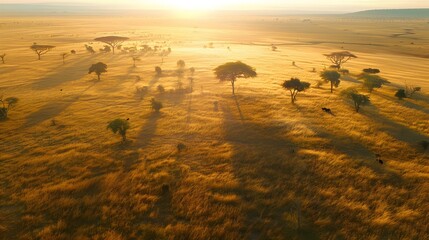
<box><xmin>359</xmin><ymin>73</ymin><xmax>389</xmax><ymax>93</ymax></box>
<box><xmin>89</xmin><ymin>62</ymin><xmax>107</xmax><ymax>81</ymax></box>
<box><xmin>282</xmin><ymin>78</ymin><xmax>311</xmax><ymax>103</ymax></box>
<box><xmin>324</xmin><ymin>51</ymin><xmax>357</xmax><ymax>69</ymax></box>
<box><xmin>94</xmin><ymin>36</ymin><xmax>129</xmax><ymax>54</ymax></box>
<box><xmin>107</xmin><ymin>118</ymin><xmax>130</xmax><ymax>142</ymax></box>
<box><xmin>341</xmin><ymin>88</ymin><xmax>370</xmax><ymax>112</ymax></box>
<box><xmin>320</xmin><ymin>70</ymin><xmax>341</xmax><ymax>93</ymax></box>
<box><xmin>214</xmin><ymin>61</ymin><xmax>257</xmax><ymax>95</ymax></box>
<box><xmin>30</xmin><ymin>44</ymin><xmax>55</xmax><ymax>60</ymax></box>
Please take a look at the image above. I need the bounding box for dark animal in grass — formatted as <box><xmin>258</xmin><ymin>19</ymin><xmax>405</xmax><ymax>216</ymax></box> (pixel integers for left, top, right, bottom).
<box><xmin>378</xmin><ymin>159</ymin><xmax>384</xmax><ymax>165</ymax></box>
<box><xmin>321</xmin><ymin>108</ymin><xmax>333</xmax><ymax>114</ymax></box>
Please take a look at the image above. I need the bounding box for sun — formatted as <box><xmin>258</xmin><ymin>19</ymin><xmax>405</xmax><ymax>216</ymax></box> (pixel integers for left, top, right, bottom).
<box><xmin>160</xmin><ymin>0</ymin><xmax>228</xmax><ymax>11</ymax></box>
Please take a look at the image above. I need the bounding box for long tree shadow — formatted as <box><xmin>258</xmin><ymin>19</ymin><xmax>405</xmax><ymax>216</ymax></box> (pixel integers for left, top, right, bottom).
<box><xmin>31</xmin><ymin>55</ymin><xmax>94</xmax><ymax>90</ymax></box>
<box><xmin>137</xmin><ymin>112</ymin><xmax>161</xmax><ymax>148</ymax></box>
<box><xmin>221</xmin><ymin>101</ymin><xmax>411</xmax><ymax>239</ymax></box>
<box><xmin>220</xmin><ymin>104</ymin><xmax>320</xmax><ymax>239</ymax></box>
<box><xmin>363</xmin><ymin>106</ymin><xmax>429</xmax><ymax>147</ymax></box>
<box><xmin>372</xmin><ymin>91</ymin><xmax>429</xmax><ymax>115</ymax></box>
<box><xmin>24</xmin><ymin>83</ymin><xmax>96</xmax><ymax>127</ymax></box>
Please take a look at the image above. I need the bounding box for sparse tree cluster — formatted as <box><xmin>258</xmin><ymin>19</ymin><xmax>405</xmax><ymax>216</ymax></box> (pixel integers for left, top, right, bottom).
<box><xmin>94</xmin><ymin>36</ymin><xmax>129</xmax><ymax>54</ymax></box>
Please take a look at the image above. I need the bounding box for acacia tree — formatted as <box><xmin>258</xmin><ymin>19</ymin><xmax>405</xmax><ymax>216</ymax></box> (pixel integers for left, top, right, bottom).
<box><xmin>107</xmin><ymin>118</ymin><xmax>129</xmax><ymax>142</ymax></box>
<box><xmin>320</xmin><ymin>70</ymin><xmax>341</xmax><ymax>93</ymax></box>
<box><xmin>282</xmin><ymin>78</ymin><xmax>311</xmax><ymax>103</ymax></box>
<box><xmin>0</xmin><ymin>54</ymin><xmax>5</xmax><ymax>64</ymax></box>
<box><xmin>0</xmin><ymin>96</ymin><xmax>18</xmax><ymax>120</ymax></box>
<box><xmin>30</xmin><ymin>44</ymin><xmax>55</xmax><ymax>60</ymax></box>
<box><xmin>94</xmin><ymin>36</ymin><xmax>129</xmax><ymax>54</ymax></box>
<box><xmin>359</xmin><ymin>73</ymin><xmax>389</xmax><ymax>93</ymax></box>
<box><xmin>341</xmin><ymin>88</ymin><xmax>370</xmax><ymax>112</ymax></box>
<box><xmin>88</xmin><ymin>62</ymin><xmax>107</xmax><ymax>81</ymax></box>
<box><xmin>324</xmin><ymin>51</ymin><xmax>357</xmax><ymax>69</ymax></box>
<box><xmin>214</xmin><ymin>61</ymin><xmax>257</xmax><ymax>95</ymax></box>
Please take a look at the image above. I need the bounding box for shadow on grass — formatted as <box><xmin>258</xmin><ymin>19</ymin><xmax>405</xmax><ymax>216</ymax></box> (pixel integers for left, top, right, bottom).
<box><xmin>32</xmin><ymin>55</ymin><xmax>94</xmax><ymax>90</ymax></box>
<box><xmin>221</xmin><ymin>103</ymin><xmax>319</xmax><ymax>239</ymax></box>
<box><xmin>137</xmin><ymin>112</ymin><xmax>161</xmax><ymax>148</ymax></box>
<box><xmin>24</xmin><ymin>83</ymin><xmax>97</xmax><ymax>127</ymax></box>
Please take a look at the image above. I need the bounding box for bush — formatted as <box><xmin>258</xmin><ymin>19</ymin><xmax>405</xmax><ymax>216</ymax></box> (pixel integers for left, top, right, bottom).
<box><xmin>136</xmin><ymin>86</ymin><xmax>148</xmax><ymax>100</ymax></box>
<box><xmin>155</xmin><ymin>66</ymin><xmax>162</xmax><ymax>76</ymax></box>
<box><xmin>395</xmin><ymin>89</ymin><xmax>407</xmax><ymax>100</ymax></box>
<box><xmin>363</xmin><ymin>68</ymin><xmax>380</xmax><ymax>74</ymax></box>
<box><xmin>151</xmin><ymin>98</ymin><xmax>163</xmax><ymax>112</ymax></box>
<box><xmin>157</xmin><ymin>85</ymin><xmax>165</xmax><ymax>94</ymax></box>
<box><xmin>177</xmin><ymin>60</ymin><xmax>186</xmax><ymax>69</ymax></box>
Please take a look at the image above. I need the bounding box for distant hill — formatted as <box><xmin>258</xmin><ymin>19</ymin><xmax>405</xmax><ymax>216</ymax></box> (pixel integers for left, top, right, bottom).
<box><xmin>348</xmin><ymin>9</ymin><xmax>429</xmax><ymax>18</ymax></box>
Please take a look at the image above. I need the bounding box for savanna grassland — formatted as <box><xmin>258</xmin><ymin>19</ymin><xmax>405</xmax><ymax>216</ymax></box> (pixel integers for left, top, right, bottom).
<box><xmin>0</xmin><ymin>13</ymin><xmax>429</xmax><ymax>239</ymax></box>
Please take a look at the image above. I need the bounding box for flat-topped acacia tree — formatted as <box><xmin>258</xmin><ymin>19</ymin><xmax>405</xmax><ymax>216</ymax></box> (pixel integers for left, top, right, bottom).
<box><xmin>214</xmin><ymin>61</ymin><xmax>257</xmax><ymax>95</ymax></box>
<box><xmin>94</xmin><ymin>36</ymin><xmax>129</xmax><ymax>54</ymax></box>
<box><xmin>324</xmin><ymin>51</ymin><xmax>357</xmax><ymax>69</ymax></box>
<box><xmin>30</xmin><ymin>44</ymin><xmax>55</xmax><ymax>60</ymax></box>
<box><xmin>0</xmin><ymin>54</ymin><xmax>5</xmax><ymax>64</ymax></box>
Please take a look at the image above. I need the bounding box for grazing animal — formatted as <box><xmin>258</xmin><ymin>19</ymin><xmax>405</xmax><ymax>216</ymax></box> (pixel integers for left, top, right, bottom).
<box><xmin>126</xmin><ymin>118</ymin><xmax>130</xmax><ymax>121</ymax></box>
<box><xmin>378</xmin><ymin>159</ymin><xmax>384</xmax><ymax>165</ymax></box>
<box><xmin>322</xmin><ymin>108</ymin><xmax>333</xmax><ymax>114</ymax></box>
<box><xmin>60</xmin><ymin>89</ymin><xmax>63</xmax><ymax>91</ymax></box>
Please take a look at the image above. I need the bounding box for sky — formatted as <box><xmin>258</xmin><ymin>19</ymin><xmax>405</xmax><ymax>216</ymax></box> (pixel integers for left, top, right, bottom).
<box><xmin>1</xmin><ymin>0</ymin><xmax>429</xmax><ymax>12</ymax></box>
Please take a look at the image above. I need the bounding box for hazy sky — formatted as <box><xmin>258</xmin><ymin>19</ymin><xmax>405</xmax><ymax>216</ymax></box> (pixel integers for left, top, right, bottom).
<box><xmin>2</xmin><ymin>0</ymin><xmax>429</xmax><ymax>12</ymax></box>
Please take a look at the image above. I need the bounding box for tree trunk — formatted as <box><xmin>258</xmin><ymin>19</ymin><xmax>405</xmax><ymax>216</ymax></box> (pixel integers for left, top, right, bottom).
<box><xmin>290</xmin><ymin>90</ymin><xmax>295</xmax><ymax>103</ymax></box>
<box><xmin>38</xmin><ymin>53</ymin><xmax>41</xmax><ymax>60</ymax></box>
<box><xmin>112</xmin><ymin>45</ymin><xmax>115</xmax><ymax>54</ymax></box>
<box><xmin>330</xmin><ymin>81</ymin><xmax>333</xmax><ymax>93</ymax></box>
<box><xmin>97</xmin><ymin>74</ymin><xmax>100</xmax><ymax>81</ymax></box>
<box><xmin>231</xmin><ymin>80</ymin><xmax>235</xmax><ymax>95</ymax></box>
<box><xmin>122</xmin><ymin>134</ymin><xmax>126</xmax><ymax>142</ymax></box>
<box><xmin>355</xmin><ymin>102</ymin><xmax>360</xmax><ymax>112</ymax></box>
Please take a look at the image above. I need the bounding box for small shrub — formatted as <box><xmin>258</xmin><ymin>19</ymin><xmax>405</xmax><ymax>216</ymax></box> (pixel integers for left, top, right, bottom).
<box><xmin>177</xmin><ymin>143</ymin><xmax>186</xmax><ymax>152</ymax></box>
<box><xmin>151</xmin><ymin>98</ymin><xmax>163</xmax><ymax>112</ymax></box>
<box><xmin>405</xmin><ymin>85</ymin><xmax>421</xmax><ymax>98</ymax></box>
<box><xmin>395</xmin><ymin>89</ymin><xmax>407</xmax><ymax>100</ymax></box>
<box><xmin>363</xmin><ymin>68</ymin><xmax>380</xmax><ymax>74</ymax></box>
<box><xmin>136</xmin><ymin>86</ymin><xmax>148</xmax><ymax>99</ymax></box>
<box><xmin>157</xmin><ymin>85</ymin><xmax>165</xmax><ymax>94</ymax></box>
<box><xmin>155</xmin><ymin>66</ymin><xmax>162</xmax><ymax>76</ymax></box>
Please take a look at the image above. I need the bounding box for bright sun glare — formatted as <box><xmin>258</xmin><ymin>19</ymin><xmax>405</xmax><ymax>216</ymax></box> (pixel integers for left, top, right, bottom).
<box><xmin>161</xmin><ymin>0</ymin><xmax>230</xmax><ymax>11</ymax></box>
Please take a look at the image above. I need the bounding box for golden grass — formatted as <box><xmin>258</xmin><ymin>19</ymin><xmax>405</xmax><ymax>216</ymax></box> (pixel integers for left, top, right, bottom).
<box><xmin>0</xmin><ymin>14</ymin><xmax>428</xmax><ymax>239</ymax></box>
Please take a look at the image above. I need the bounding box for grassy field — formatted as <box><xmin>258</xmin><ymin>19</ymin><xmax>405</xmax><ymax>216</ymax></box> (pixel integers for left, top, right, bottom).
<box><xmin>0</xmin><ymin>14</ymin><xmax>428</xmax><ymax>239</ymax></box>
